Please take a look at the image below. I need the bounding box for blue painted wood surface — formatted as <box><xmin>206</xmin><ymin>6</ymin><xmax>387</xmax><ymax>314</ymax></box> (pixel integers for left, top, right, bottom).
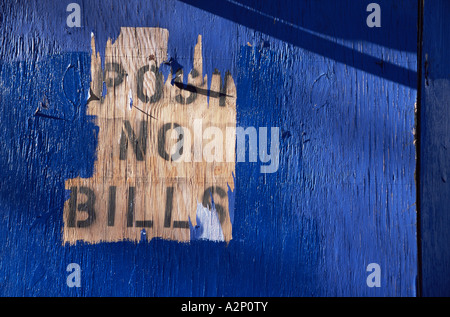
<box><xmin>0</xmin><ymin>0</ymin><xmax>420</xmax><ymax>296</ymax></box>
<box><xmin>420</xmin><ymin>0</ymin><xmax>450</xmax><ymax>297</ymax></box>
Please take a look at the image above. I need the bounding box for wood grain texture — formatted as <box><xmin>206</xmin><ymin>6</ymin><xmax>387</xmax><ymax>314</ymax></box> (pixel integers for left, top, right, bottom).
<box><xmin>64</xmin><ymin>28</ymin><xmax>236</xmax><ymax>244</ymax></box>
<box><xmin>420</xmin><ymin>0</ymin><xmax>450</xmax><ymax>297</ymax></box>
<box><xmin>0</xmin><ymin>0</ymin><xmax>418</xmax><ymax>296</ymax></box>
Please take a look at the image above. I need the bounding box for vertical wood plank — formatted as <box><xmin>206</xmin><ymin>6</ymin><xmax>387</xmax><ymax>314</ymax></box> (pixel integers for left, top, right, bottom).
<box><xmin>420</xmin><ymin>0</ymin><xmax>450</xmax><ymax>297</ymax></box>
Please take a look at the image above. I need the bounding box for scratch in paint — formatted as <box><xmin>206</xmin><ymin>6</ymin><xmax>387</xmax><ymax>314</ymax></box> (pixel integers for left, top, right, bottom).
<box><xmin>33</xmin><ymin>108</ymin><xmax>67</xmax><ymax>121</ymax></box>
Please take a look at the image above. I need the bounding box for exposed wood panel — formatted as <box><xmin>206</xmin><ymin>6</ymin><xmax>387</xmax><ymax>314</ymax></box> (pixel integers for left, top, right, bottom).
<box><xmin>64</xmin><ymin>28</ymin><xmax>236</xmax><ymax>244</ymax></box>
<box><xmin>0</xmin><ymin>0</ymin><xmax>418</xmax><ymax>297</ymax></box>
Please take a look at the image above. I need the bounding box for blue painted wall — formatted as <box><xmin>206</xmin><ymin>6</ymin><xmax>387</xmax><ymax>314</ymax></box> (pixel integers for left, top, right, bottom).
<box><xmin>420</xmin><ymin>0</ymin><xmax>450</xmax><ymax>297</ymax></box>
<box><xmin>0</xmin><ymin>0</ymin><xmax>419</xmax><ymax>296</ymax></box>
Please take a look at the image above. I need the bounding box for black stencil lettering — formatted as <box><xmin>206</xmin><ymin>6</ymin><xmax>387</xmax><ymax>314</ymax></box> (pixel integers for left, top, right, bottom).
<box><xmin>174</xmin><ymin>69</ymin><xmax>198</xmax><ymax>104</ymax></box>
<box><xmin>76</xmin><ymin>187</ymin><xmax>96</xmax><ymax>228</ymax></box>
<box><xmin>164</xmin><ymin>187</ymin><xmax>174</xmax><ymax>228</ymax></box>
<box><xmin>202</xmin><ymin>186</ymin><xmax>227</xmax><ymax>225</ymax></box>
<box><xmin>137</xmin><ymin>64</ymin><xmax>163</xmax><ymax>103</ymax></box>
<box><xmin>173</xmin><ymin>221</ymin><xmax>190</xmax><ymax>229</ymax></box>
<box><xmin>213</xmin><ymin>69</ymin><xmax>231</xmax><ymax>107</ymax></box>
<box><xmin>107</xmin><ymin>186</ymin><xmax>116</xmax><ymax>226</ymax></box>
<box><xmin>104</xmin><ymin>62</ymin><xmax>125</xmax><ymax>88</ymax></box>
<box><xmin>157</xmin><ymin>122</ymin><xmax>183</xmax><ymax>161</ymax></box>
<box><xmin>127</xmin><ymin>187</ymin><xmax>135</xmax><ymax>227</ymax></box>
<box><xmin>67</xmin><ymin>187</ymin><xmax>78</xmax><ymax>228</ymax></box>
<box><xmin>120</xmin><ymin>120</ymin><xmax>148</xmax><ymax>161</ymax></box>
<box><xmin>135</xmin><ymin>220</ymin><xmax>153</xmax><ymax>228</ymax></box>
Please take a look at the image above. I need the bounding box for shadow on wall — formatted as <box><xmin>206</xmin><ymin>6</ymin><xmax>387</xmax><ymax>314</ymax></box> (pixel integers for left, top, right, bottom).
<box><xmin>178</xmin><ymin>0</ymin><xmax>418</xmax><ymax>88</ymax></box>
<box><xmin>0</xmin><ymin>53</ymin><xmax>98</xmax><ymax>218</ymax></box>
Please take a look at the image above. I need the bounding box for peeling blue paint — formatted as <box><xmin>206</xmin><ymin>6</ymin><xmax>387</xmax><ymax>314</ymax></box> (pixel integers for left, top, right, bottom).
<box><xmin>0</xmin><ymin>0</ymin><xmax>419</xmax><ymax>297</ymax></box>
<box><xmin>189</xmin><ymin>203</ymin><xmax>224</xmax><ymax>242</ymax></box>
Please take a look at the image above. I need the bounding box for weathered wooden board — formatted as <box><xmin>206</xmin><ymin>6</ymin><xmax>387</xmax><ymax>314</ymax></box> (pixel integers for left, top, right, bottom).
<box><xmin>420</xmin><ymin>0</ymin><xmax>450</xmax><ymax>297</ymax></box>
<box><xmin>64</xmin><ymin>28</ymin><xmax>236</xmax><ymax>244</ymax></box>
<box><xmin>0</xmin><ymin>0</ymin><xmax>418</xmax><ymax>297</ymax></box>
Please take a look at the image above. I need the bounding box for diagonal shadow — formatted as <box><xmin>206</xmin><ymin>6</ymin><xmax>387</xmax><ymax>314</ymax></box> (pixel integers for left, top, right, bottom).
<box><xmin>178</xmin><ymin>0</ymin><xmax>417</xmax><ymax>89</ymax></box>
